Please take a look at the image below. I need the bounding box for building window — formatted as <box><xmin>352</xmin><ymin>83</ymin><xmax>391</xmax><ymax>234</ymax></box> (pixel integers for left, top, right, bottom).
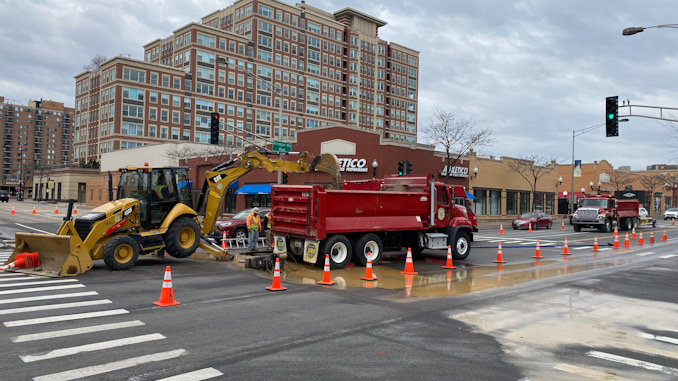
<box><xmin>506</xmin><ymin>191</ymin><xmax>518</xmax><ymax>215</ymax></box>
<box><xmin>519</xmin><ymin>192</ymin><xmax>530</xmax><ymax>215</ymax></box>
<box><xmin>489</xmin><ymin>190</ymin><xmax>501</xmax><ymax>216</ymax></box>
<box><xmin>473</xmin><ymin>189</ymin><xmax>486</xmax><ymax>215</ymax></box>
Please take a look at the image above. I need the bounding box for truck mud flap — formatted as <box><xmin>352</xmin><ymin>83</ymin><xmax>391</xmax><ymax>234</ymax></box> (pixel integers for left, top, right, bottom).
<box><xmin>6</xmin><ymin>233</ymin><xmax>93</xmax><ymax>277</ymax></box>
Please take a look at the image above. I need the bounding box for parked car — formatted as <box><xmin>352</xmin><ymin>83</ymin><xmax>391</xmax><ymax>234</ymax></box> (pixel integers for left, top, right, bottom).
<box><xmin>639</xmin><ymin>207</ymin><xmax>649</xmax><ymax>218</ymax></box>
<box><xmin>664</xmin><ymin>208</ymin><xmax>678</xmax><ymax>220</ymax></box>
<box><xmin>0</xmin><ymin>191</ymin><xmax>8</xmax><ymax>203</ymax></box>
<box><xmin>512</xmin><ymin>212</ymin><xmax>553</xmax><ymax>230</ymax></box>
<box><xmin>215</xmin><ymin>207</ymin><xmax>271</xmax><ymax>240</ymax></box>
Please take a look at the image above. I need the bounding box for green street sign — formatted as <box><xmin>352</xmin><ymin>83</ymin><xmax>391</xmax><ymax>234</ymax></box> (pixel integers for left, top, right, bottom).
<box><xmin>272</xmin><ymin>141</ymin><xmax>292</xmax><ymax>153</ymax></box>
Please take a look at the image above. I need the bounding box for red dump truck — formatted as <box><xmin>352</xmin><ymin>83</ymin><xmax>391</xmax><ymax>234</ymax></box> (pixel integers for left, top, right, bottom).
<box><xmin>571</xmin><ymin>194</ymin><xmax>640</xmax><ymax>232</ymax></box>
<box><xmin>270</xmin><ymin>174</ymin><xmax>475</xmax><ymax>269</ymax></box>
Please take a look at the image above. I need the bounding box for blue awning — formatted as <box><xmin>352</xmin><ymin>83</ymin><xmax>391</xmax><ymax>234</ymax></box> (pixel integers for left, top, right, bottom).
<box><xmin>465</xmin><ymin>191</ymin><xmax>476</xmax><ymax>200</ymax></box>
<box><xmin>236</xmin><ymin>184</ymin><xmax>271</xmax><ymax>194</ymax></box>
<box><xmin>228</xmin><ymin>179</ymin><xmax>238</xmax><ymax>189</ymax></box>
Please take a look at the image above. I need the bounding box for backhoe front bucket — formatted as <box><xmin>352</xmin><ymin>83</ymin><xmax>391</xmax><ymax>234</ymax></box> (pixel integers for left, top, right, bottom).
<box><xmin>311</xmin><ymin>153</ymin><xmax>341</xmax><ymax>189</ymax></box>
<box><xmin>6</xmin><ymin>233</ymin><xmax>94</xmax><ymax>277</ymax></box>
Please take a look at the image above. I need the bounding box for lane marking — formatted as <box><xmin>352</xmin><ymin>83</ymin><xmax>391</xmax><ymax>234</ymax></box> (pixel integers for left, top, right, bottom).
<box><xmin>0</xmin><ymin>276</ymin><xmax>41</xmax><ymax>282</ymax></box>
<box><xmin>0</xmin><ymin>272</ymin><xmax>30</xmax><ymax>277</ymax></box>
<box><xmin>21</xmin><ymin>333</ymin><xmax>166</xmax><ymax>362</ymax></box>
<box><xmin>12</xmin><ymin>320</ymin><xmax>146</xmax><ymax>343</ymax></box>
<box><xmin>14</xmin><ymin>223</ymin><xmax>54</xmax><ymax>235</ymax></box>
<box><xmin>0</xmin><ymin>299</ymin><xmax>112</xmax><ymax>315</ymax></box>
<box><xmin>0</xmin><ymin>284</ymin><xmax>85</xmax><ymax>295</ymax></box>
<box><xmin>587</xmin><ymin>350</ymin><xmax>678</xmax><ymax>376</ymax></box>
<box><xmin>639</xmin><ymin>332</ymin><xmax>678</xmax><ymax>345</ymax></box>
<box><xmin>660</xmin><ymin>254</ymin><xmax>678</xmax><ymax>259</ymax></box>
<box><xmin>554</xmin><ymin>363</ymin><xmax>634</xmax><ymax>381</ymax></box>
<box><xmin>157</xmin><ymin>368</ymin><xmax>224</xmax><ymax>381</ymax></box>
<box><xmin>3</xmin><ymin>309</ymin><xmax>128</xmax><ymax>327</ymax></box>
<box><xmin>637</xmin><ymin>252</ymin><xmax>655</xmax><ymax>256</ymax></box>
<box><xmin>0</xmin><ymin>291</ymin><xmax>98</xmax><ymax>304</ymax></box>
<box><xmin>0</xmin><ymin>279</ymin><xmax>78</xmax><ymax>288</ymax></box>
<box><xmin>33</xmin><ymin>349</ymin><xmax>187</xmax><ymax>381</ymax></box>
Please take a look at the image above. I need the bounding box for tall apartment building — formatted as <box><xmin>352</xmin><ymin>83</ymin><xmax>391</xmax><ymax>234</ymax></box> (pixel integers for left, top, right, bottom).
<box><xmin>73</xmin><ymin>0</ymin><xmax>419</xmax><ymax>164</ymax></box>
<box><xmin>0</xmin><ymin>96</ymin><xmax>73</xmax><ymax>196</ymax></box>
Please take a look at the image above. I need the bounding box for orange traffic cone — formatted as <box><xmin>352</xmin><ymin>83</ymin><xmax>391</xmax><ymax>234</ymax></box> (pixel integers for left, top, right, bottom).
<box><xmin>631</xmin><ymin>227</ymin><xmax>636</xmax><ymax>239</ymax></box>
<box><xmin>532</xmin><ymin>239</ymin><xmax>543</xmax><ymax>259</ymax></box>
<box><xmin>638</xmin><ymin>231</ymin><xmax>644</xmax><ymax>245</ymax></box>
<box><xmin>613</xmin><ymin>233</ymin><xmax>620</xmax><ymax>248</ymax></box>
<box><xmin>499</xmin><ymin>224</ymin><xmax>503</xmax><ymax>235</ymax></box>
<box><xmin>623</xmin><ymin>232</ymin><xmax>630</xmax><ymax>247</ymax></box>
<box><xmin>650</xmin><ymin>231</ymin><xmax>655</xmax><ymax>243</ymax></box>
<box><xmin>592</xmin><ymin>236</ymin><xmax>599</xmax><ymax>252</ymax></box>
<box><xmin>153</xmin><ymin>266</ymin><xmax>180</xmax><ymax>307</ymax></box>
<box><xmin>493</xmin><ymin>242</ymin><xmax>505</xmax><ymax>263</ymax></box>
<box><xmin>443</xmin><ymin>245</ymin><xmax>456</xmax><ymax>269</ymax></box>
<box><xmin>528</xmin><ymin>223</ymin><xmax>533</xmax><ymax>233</ymax></box>
<box><xmin>73</xmin><ymin>205</ymin><xmax>78</xmax><ymax>214</ymax></box>
<box><xmin>661</xmin><ymin>229</ymin><xmax>668</xmax><ymax>241</ymax></box>
<box><xmin>401</xmin><ymin>248</ymin><xmax>418</xmax><ymax>275</ymax></box>
<box><xmin>266</xmin><ymin>258</ymin><xmax>287</xmax><ymax>291</ymax></box>
<box><xmin>318</xmin><ymin>254</ymin><xmax>336</xmax><ymax>285</ymax></box>
<box><xmin>673</xmin><ymin>218</ymin><xmax>675</xmax><ymax>226</ymax></box>
<box><xmin>614</xmin><ymin>226</ymin><xmax>618</xmax><ymax>238</ymax></box>
<box><xmin>31</xmin><ymin>206</ymin><xmax>36</xmax><ymax>214</ymax></box>
<box><xmin>361</xmin><ymin>259</ymin><xmax>378</xmax><ymax>281</ymax></box>
<box><xmin>11</xmin><ymin>205</ymin><xmax>15</xmax><ymax>215</ymax></box>
<box><xmin>221</xmin><ymin>231</ymin><xmax>228</xmax><ymax>250</ymax></box>
<box><xmin>561</xmin><ymin>221</ymin><xmax>565</xmax><ymax>230</ymax></box>
<box><xmin>562</xmin><ymin>237</ymin><xmax>570</xmax><ymax>255</ymax></box>
<box><xmin>54</xmin><ymin>205</ymin><xmax>59</xmax><ymax>214</ymax></box>
<box><xmin>0</xmin><ymin>252</ymin><xmax>40</xmax><ymax>271</ymax></box>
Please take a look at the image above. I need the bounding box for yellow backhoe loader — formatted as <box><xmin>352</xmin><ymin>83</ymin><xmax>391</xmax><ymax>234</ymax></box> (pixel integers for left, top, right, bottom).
<box><xmin>6</xmin><ymin>147</ymin><xmax>341</xmax><ymax>277</ymax></box>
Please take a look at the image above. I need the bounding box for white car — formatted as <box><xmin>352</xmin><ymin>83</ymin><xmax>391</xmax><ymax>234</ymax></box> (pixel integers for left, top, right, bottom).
<box><xmin>639</xmin><ymin>207</ymin><xmax>649</xmax><ymax>218</ymax></box>
<box><xmin>664</xmin><ymin>208</ymin><xmax>678</xmax><ymax>220</ymax></box>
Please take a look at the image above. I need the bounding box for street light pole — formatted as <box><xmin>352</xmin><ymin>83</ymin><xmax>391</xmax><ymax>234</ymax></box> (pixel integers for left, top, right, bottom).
<box><xmin>623</xmin><ymin>24</ymin><xmax>678</xmax><ymax>36</ymax></box>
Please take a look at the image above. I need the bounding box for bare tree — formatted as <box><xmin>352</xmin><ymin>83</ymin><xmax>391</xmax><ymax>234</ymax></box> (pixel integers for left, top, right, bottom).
<box><xmin>637</xmin><ymin>172</ymin><xmax>667</xmax><ymax>212</ymax></box>
<box><xmin>605</xmin><ymin>171</ymin><xmax>635</xmax><ymax>192</ymax></box>
<box><xmin>422</xmin><ymin>109</ymin><xmax>493</xmax><ymax>183</ymax></box>
<box><xmin>83</xmin><ymin>55</ymin><xmax>108</xmax><ymax>71</ymax></box>
<box><xmin>200</xmin><ymin>143</ymin><xmax>239</xmax><ymax>165</ymax></box>
<box><xmin>504</xmin><ymin>154</ymin><xmax>558</xmax><ymax>211</ymax></box>
<box><xmin>165</xmin><ymin>145</ymin><xmax>198</xmax><ymax>166</ymax></box>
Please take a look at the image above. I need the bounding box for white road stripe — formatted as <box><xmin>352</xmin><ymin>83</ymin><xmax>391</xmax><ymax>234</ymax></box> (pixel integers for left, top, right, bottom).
<box><xmin>0</xmin><ymin>279</ymin><xmax>78</xmax><ymax>288</ymax></box>
<box><xmin>12</xmin><ymin>320</ymin><xmax>146</xmax><ymax>343</ymax></box>
<box><xmin>0</xmin><ymin>272</ymin><xmax>29</xmax><ymax>277</ymax></box>
<box><xmin>554</xmin><ymin>363</ymin><xmax>634</xmax><ymax>381</ymax></box>
<box><xmin>573</xmin><ymin>246</ymin><xmax>590</xmax><ymax>250</ymax></box>
<box><xmin>0</xmin><ymin>284</ymin><xmax>85</xmax><ymax>295</ymax></box>
<box><xmin>660</xmin><ymin>254</ymin><xmax>678</xmax><ymax>259</ymax></box>
<box><xmin>157</xmin><ymin>367</ymin><xmax>224</xmax><ymax>381</ymax></box>
<box><xmin>639</xmin><ymin>332</ymin><xmax>678</xmax><ymax>345</ymax></box>
<box><xmin>3</xmin><ymin>309</ymin><xmax>128</xmax><ymax>327</ymax></box>
<box><xmin>15</xmin><ymin>223</ymin><xmax>53</xmax><ymax>235</ymax></box>
<box><xmin>21</xmin><ymin>333</ymin><xmax>166</xmax><ymax>362</ymax></box>
<box><xmin>637</xmin><ymin>252</ymin><xmax>655</xmax><ymax>256</ymax></box>
<box><xmin>587</xmin><ymin>350</ymin><xmax>678</xmax><ymax>376</ymax></box>
<box><xmin>0</xmin><ymin>276</ymin><xmax>40</xmax><ymax>282</ymax></box>
<box><xmin>0</xmin><ymin>291</ymin><xmax>98</xmax><ymax>304</ymax></box>
<box><xmin>597</xmin><ymin>247</ymin><xmax>612</xmax><ymax>251</ymax></box>
<box><xmin>33</xmin><ymin>349</ymin><xmax>187</xmax><ymax>381</ymax></box>
<box><xmin>0</xmin><ymin>299</ymin><xmax>112</xmax><ymax>315</ymax></box>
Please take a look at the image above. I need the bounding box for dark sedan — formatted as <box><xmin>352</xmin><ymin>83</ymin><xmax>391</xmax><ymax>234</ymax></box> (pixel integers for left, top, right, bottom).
<box><xmin>512</xmin><ymin>212</ymin><xmax>552</xmax><ymax>230</ymax></box>
<box><xmin>214</xmin><ymin>207</ymin><xmax>270</xmax><ymax>240</ymax></box>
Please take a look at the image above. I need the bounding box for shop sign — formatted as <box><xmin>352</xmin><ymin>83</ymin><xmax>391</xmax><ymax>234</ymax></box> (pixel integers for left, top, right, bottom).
<box><xmin>440</xmin><ymin>165</ymin><xmax>469</xmax><ymax>178</ymax></box>
<box><xmin>338</xmin><ymin>158</ymin><xmax>368</xmax><ymax>173</ymax></box>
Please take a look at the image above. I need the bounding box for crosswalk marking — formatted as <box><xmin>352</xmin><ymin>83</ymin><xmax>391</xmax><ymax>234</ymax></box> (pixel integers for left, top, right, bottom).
<box><xmin>554</xmin><ymin>363</ymin><xmax>634</xmax><ymax>381</ymax></box>
<box><xmin>0</xmin><ymin>275</ymin><xmax>38</xmax><ymax>282</ymax></box>
<box><xmin>0</xmin><ymin>283</ymin><xmax>85</xmax><ymax>295</ymax></box>
<box><xmin>573</xmin><ymin>246</ymin><xmax>590</xmax><ymax>250</ymax></box>
<box><xmin>157</xmin><ymin>367</ymin><xmax>224</xmax><ymax>381</ymax></box>
<box><xmin>587</xmin><ymin>350</ymin><xmax>678</xmax><ymax>376</ymax></box>
<box><xmin>12</xmin><ymin>320</ymin><xmax>146</xmax><ymax>343</ymax></box>
<box><xmin>3</xmin><ymin>309</ymin><xmax>129</xmax><ymax>327</ymax></box>
<box><xmin>0</xmin><ymin>299</ymin><xmax>112</xmax><ymax>315</ymax></box>
<box><xmin>637</xmin><ymin>252</ymin><xmax>655</xmax><ymax>256</ymax></box>
<box><xmin>21</xmin><ymin>333</ymin><xmax>166</xmax><ymax>363</ymax></box>
<box><xmin>639</xmin><ymin>332</ymin><xmax>678</xmax><ymax>345</ymax></box>
<box><xmin>0</xmin><ymin>278</ymin><xmax>78</xmax><ymax>288</ymax></box>
<box><xmin>32</xmin><ymin>349</ymin><xmax>187</xmax><ymax>381</ymax></box>
<box><xmin>0</xmin><ymin>291</ymin><xmax>98</xmax><ymax>304</ymax></box>
<box><xmin>0</xmin><ymin>272</ymin><xmax>27</xmax><ymax>277</ymax></box>
<box><xmin>660</xmin><ymin>254</ymin><xmax>678</xmax><ymax>259</ymax></box>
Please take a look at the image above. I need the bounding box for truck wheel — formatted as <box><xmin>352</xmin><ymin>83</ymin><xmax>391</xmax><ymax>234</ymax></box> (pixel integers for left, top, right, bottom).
<box><xmin>352</xmin><ymin>234</ymin><xmax>383</xmax><ymax>266</ymax></box>
<box><xmin>103</xmin><ymin>235</ymin><xmax>140</xmax><ymax>270</ymax></box>
<box><xmin>165</xmin><ymin>217</ymin><xmax>200</xmax><ymax>258</ymax></box>
<box><xmin>573</xmin><ymin>224</ymin><xmax>582</xmax><ymax>232</ymax></box>
<box><xmin>450</xmin><ymin>231</ymin><xmax>471</xmax><ymax>260</ymax></box>
<box><xmin>320</xmin><ymin>235</ymin><xmax>352</xmax><ymax>269</ymax></box>
<box><xmin>623</xmin><ymin>218</ymin><xmax>632</xmax><ymax>231</ymax></box>
<box><xmin>600</xmin><ymin>219</ymin><xmax>612</xmax><ymax>233</ymax></box>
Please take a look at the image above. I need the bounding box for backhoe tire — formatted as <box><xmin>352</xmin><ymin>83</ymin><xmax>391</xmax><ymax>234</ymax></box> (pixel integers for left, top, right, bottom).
<box><xmin>352</xmin><ymin>233</ymin><xmax>383</xmax><ymax>266</ymax></box>
<box><xmin>103</xmin><ymin>236</ymin><xmax>140</xmax><ymax>270</ymax></box>
<box><xmin>165</xmin><ymin>217</ymin><xmax>200</xmax><ymax>258</ymax></box>
<box><xmin>319</xmin><ymin>235</ymin><xmax>352</xmax><ymax>269</ymax></box>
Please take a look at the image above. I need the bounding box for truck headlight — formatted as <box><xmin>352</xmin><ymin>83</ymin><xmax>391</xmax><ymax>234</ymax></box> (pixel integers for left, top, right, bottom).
<box><xmin>596</xmin><ymin>214</ymin><xmax>606</xmax><ymax>220</ymax></box>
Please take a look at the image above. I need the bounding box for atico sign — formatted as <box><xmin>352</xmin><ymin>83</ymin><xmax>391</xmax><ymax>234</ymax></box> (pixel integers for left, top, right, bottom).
<box><xmin>440</xmin><ymin>165</ymin><xmax>469</xmax><ymax>178</ymax></box>
<box><xmin>338</xmin><ymin>158</ymin><xmax>368</xmax><ymax>173</ymax></box>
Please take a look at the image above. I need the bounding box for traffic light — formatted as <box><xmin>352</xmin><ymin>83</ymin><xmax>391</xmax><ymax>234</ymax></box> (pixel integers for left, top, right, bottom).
<box><xmin>282</xmin><ymin>171</ymin><xmax>288</xmax><ymax>184</ymax></box>
<box><xmin>605</xmin><ymin>96</ymin><xmax>618</xmax><ymax>137</ymax></box>
<box><xmin>397</xmin><ymin>160</ymin><xmax>405</xmax><ymax>176</ymax></box>
<box><xmin>406</xmin><ymin>161</ymin><xmax>413</xmax><ymax>175</ymax></box>
<box><xmin>210</xmin><ymin>112</ymin><xmax>220</xmax><ymax>144</ymax></box>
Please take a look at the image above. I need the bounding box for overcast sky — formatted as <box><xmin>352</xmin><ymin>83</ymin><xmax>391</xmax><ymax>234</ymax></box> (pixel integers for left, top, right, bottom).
<box><xmin>2</xmin><ymin>0</ymin><xmax>677</xmax><ymax>170</ymax></box>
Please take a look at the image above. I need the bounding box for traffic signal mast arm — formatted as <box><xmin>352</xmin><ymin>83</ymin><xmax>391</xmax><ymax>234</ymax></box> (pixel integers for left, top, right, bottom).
<box><xmin>619</xmin><ymin>103</ymin><xmax>678</xmax><ymax>123</ymax></box>
<box><xmin>197</xmin><ymin>147</ymin><xmax>342</xmax><ymax>235</ymax></box>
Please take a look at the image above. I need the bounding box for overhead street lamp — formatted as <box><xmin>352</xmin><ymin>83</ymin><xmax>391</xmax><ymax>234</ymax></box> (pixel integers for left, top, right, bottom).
<box><xmin>623</xmin><ymin>24</ymin><xmax>678</xmax><ymax>36</ymax></box>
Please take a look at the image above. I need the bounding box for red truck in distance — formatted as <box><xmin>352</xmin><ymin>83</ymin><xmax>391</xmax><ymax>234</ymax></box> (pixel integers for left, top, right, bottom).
<box><xmin>571</xmin><ymin>194</ymin><xmax>640</xmax><ymax>232</ymax></box>
<box><xmin>270</xmin><ymin>174</ymin><xmax>475</xmax><ymax>269</ymax></box>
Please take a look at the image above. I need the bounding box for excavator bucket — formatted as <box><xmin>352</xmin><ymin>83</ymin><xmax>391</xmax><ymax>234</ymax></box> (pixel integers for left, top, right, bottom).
<box><xmin>6</xmin><ymin>233</ymin><xmax>93</xmax><ymax>277</ymax></box>
<box><xmin>311</xmin><ymin>153</ymin><xmax>341</xmax><ymax>189</ymax></box>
